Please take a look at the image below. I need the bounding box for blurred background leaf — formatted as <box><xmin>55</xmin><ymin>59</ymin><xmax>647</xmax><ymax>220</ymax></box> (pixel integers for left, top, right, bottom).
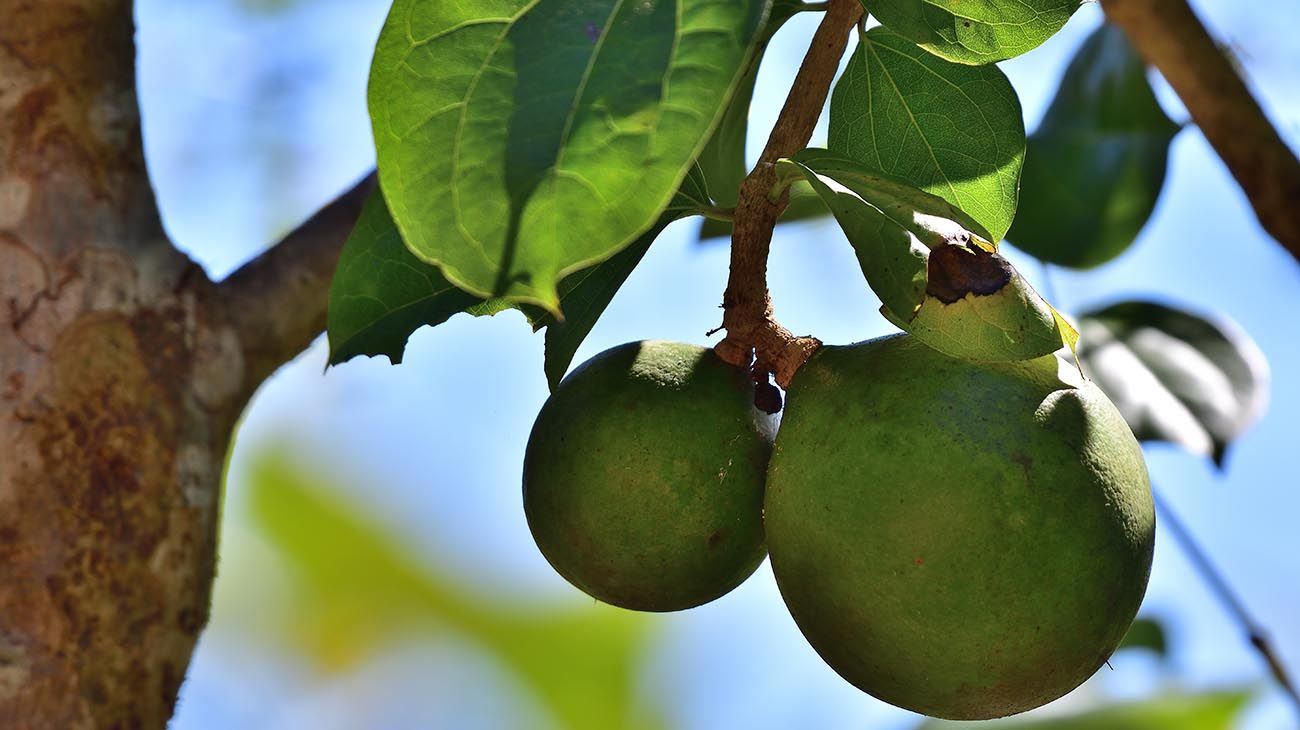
<box><xmin>1007</xmin><ymin>24</ymin><xmax>1181</xmax><ymax>269</ymax></box>
<box><xmin>247</xmin><ymin>453</ymin><xmax>665</xmax><ymax>730</ymax></box>
<box><xmin>1119</xmin><ymin>618</ymin><xmax>1170</xmax><ymax>659</ymax></box>
<box><xmin>1076</xmin><ymin>300</ymin><xmax>1269</xmax><ymax>467</ymax></box>
<box><xmin>922</xmin><ymin>691</ymin><xmax>1250</xmax><ymax>729</ymax></box>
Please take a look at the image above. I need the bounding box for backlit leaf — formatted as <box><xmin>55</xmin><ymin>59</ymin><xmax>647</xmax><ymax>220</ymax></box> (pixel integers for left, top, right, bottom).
<box><xmin>869</xmin><ymin>0</ymin><xmax>1081</xmax><ymax>65</ymax></box>
<box><xmin>1076</xmin><ymin>300</ymin><xmax>1269</xmax><ymax>467</ymax></box>
<box><xmin>829</xmin><ymin>27</ymin><xmax>1025</xmax><ymax>241</ymax></box>
<box><xmin>369</xmin><ymin>0</ymin><xmax>768</xmax><ymax>313</ymax></box>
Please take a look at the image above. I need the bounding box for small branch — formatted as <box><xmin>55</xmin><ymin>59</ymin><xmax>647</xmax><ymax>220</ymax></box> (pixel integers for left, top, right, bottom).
<box><xmin>717</xmin><ymin>0</ymin><xmax>862</xmax><ymax>389</ymax></box>
<box><xmin>212</xmin><ymin>170</ymin><xmax>376</xmax><ymax>386</ymax></box>
<box><xmin>1153</xmin><ymin>487</ymin><xmax>1300</xmax><ymax>712</ymax></box>
<box><xmin>1101</xmin><ymin>0</ymin><xmax>1300</xmax><ymax>266</ymax></box>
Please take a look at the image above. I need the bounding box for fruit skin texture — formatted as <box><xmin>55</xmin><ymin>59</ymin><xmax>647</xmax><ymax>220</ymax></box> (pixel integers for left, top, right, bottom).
<box><xmin>765</xmin><ymin>335</ymin><xmax>1155</xmax><ymax>720</ymax></box>
<box><xmin>524</xmin><ymin>340</ymin><xmax>773</xmax><ymax>612</ymax></box>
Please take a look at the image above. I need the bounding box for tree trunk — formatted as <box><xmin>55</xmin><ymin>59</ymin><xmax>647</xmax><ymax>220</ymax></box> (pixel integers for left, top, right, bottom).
<box><xmin>1</xmin><ymin>2</ymin><xmax>250</xmax><ymax>726</ymax></box>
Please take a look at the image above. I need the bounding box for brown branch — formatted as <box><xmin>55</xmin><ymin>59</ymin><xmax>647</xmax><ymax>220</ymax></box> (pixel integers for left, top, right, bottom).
<box><xmin>1102</xmin><ymin>0</ymin><xmax>1300</xmax><ymax>265</ymax></box>
<box><xmin>717</xmin><ymin>0</ymin><xmax>862</xmax><ymax>389</ymax></box>
<box><xmin>212</xmin><ymin>170</ymin><xmax>376</xmax><ymax>386</ymax></box>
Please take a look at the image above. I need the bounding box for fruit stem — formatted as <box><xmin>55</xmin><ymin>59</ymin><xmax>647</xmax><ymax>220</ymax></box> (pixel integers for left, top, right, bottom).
<box><xmin>716</xmin><ymin>0</ymin><xmax>862</xmax><ymax>391</ymax></box>
<box><xmin>1154</xmin><ymin>487</ymin><xmax>1300</xmax><ymax>713</ymax></box>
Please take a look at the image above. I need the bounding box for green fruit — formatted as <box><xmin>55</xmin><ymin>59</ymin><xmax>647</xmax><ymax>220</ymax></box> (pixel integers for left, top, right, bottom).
<box><xmin>765</xmin><ymin>335</ymin><xmax>1154</xmax><ymax>719</ymax></box>
<box><xmin>523</xmin><ymin>340</ymin><xmax>773</xmax><ymax>612</ymax></box>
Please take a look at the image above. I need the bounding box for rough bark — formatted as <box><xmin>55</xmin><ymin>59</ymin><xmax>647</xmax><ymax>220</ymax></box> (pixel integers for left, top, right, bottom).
<box><xmin>0</xmin><ymin>2</ymin><xmax>337</xmax><ymax>727</ymax></box>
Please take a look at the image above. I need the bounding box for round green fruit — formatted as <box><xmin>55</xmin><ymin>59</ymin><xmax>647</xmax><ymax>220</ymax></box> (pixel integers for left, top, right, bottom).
<box><xmin>765</xmin><ymin>334</ymin><xmax>1155</xmax><ymax>719</ymax></box>
<box><xmin>523</xmin><ymin>340</ymin><xmax>773</xmax><ymax>612</ymax></box>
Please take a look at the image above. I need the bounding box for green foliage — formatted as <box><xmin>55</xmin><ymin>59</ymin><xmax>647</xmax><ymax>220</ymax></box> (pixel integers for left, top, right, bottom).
<box><xmin>921</xmin><ymin>690</ymin><xmax>1250</xmax><ymax>729</ymax></box>
<box><xmin>829</xmin><ymin>27</ymin><xmax>1025</xmax><ymax>241</ymax></box>
<box><xmin>695</xmin><ymin>0</ymin><xmax>806</xmax><ymax>208</ymax></box>
<box><xmin>323</xmin><ymin>0</ymin><xmax>1277</xmax><ymax>721</ymax></box>
<box><xmin>778</xmin><ymin>152</ymin><xmax>1075</xmax><ymax>361</ymax></box>
<box><xmin>1076</xmin><ymin>300</ymin><xmax>1269</xmax><ymax>467</ymax></box>
<box><xmin>868</xmin><ymin>0</ymin><xmax>1081</xmax><ymax>65</ymax></box>
<box><xmin>1008</xmin><ymin>24</ymin><xmax>1181</xmax><ymax>268</ymax></box>
<box><xmin>248</xmin><ymin>454</ymin><xmax>664</xmax><ymax>730</ymax></box>
<box><xmin>327</xmin><ymin>191</ymin><xmax>497</xmax><ymax>365</ymax></box>
<box><xmin>368</xmin><ymin>0</ymin><xmax>767</xmax><ymax>312</ymax></box>
<box><xmin>328</xmin><ymin>169</ymin><xmax>709</xmax><ymax>378</ymax></box>
<box><xmin>1119</xmin><ymin>617</ymin><xmax>1169</xmax><ymax>658</ymax></box>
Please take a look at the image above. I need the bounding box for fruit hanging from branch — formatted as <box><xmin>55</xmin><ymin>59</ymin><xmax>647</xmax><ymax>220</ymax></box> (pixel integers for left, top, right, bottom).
<box><xmin>765</xmin><ymin>334</ymin><xmax>1155</xmax><ymax>720</ymax></box>
<box><xmin>523</xmin><ymin>341</ymin><xmax>773</xmax><ymax>612</ymax></box>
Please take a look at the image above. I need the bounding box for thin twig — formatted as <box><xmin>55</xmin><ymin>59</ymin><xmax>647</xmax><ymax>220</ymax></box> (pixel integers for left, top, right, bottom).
<box><xmin>716</xmin><ymin>0</ymin><xmax>862</xmax><ymax>388</ymax></box>
<box><xmin>212</xmin><ymin>170</ymin><xmax>376</xmax><ymax>388</ymax></box>
<box><xmin>1153</xmin><ymin>487</ymin><xmax>1300</xmax><ymax>711</ymax></box>
<box><xmin>1101</xmin><ymin>0</ymin><xmax>1300</xmax><ymax>266</ymax></box>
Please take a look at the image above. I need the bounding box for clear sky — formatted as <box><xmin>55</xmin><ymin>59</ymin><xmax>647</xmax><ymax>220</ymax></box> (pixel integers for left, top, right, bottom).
<box><xmin>135</xmin><ymin>0</ymin><xmax>1300</xmax><ymax>727</ymax></box>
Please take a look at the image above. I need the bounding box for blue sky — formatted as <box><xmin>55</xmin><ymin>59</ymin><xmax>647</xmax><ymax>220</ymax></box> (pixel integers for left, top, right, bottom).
<box><xmin>135</xmin><ymin>0</ymin><xmax>1300</xmax><ymax>727</ymax></box>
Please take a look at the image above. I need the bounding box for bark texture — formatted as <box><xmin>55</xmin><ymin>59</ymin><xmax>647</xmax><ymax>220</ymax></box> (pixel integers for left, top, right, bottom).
<box><xmin>1</xmin><ymin>2</ymin><xmax>270</xmax><ymax>726</ymax></box>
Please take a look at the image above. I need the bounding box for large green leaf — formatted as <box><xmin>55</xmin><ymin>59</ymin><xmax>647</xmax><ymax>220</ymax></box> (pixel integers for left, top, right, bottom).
<box><xmin>922</xmin><ymin>691</ymin><xmax>1249</xmax><ymax>729</ymax></box>
<box><xmin>1076</xmin><ymin>300</ymin><xmax>1269</xmax><ymax>467</ymax></box>
<box><xmin>779</xmin><ymin>154</ymin><xmax>1073</xmax><ymax>362</ymax></box>
<box><xmin>327</xmin><ymin>190</ymin><xmax>497</xmax><ymax>365</ymax></box>
<box><xmin>369</xmin><ymin>0</ymin><xmax>768</xmax><ymax>313</ymax></box>
<box><xmin>248</xmin><ymin>454</ymin><xmax>664</xmax><ymax>730</ymax></box>
<box><xmin>829</xmin><ymin>27</ymin><xmax>1025</xmax><ymax>241</ymax></box>
<box><xmin>1008</xmin><ymin>24</ymin><xmax>1181</xmax><ymax>269</ymax></box>
<box><xmin>869</xmin><ymin>0</ymin><xmax>1081</xmax><ymax>65</ymax></box>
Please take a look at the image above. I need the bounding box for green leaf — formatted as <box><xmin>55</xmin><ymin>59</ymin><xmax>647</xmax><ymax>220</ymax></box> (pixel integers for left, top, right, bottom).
<box><xmin>248</xmin><ymin>453</ymin><xmax>665</xmax><ymax>730</ymax></box>
<box><xmin>695</xmin><ymin>0</ymin><xmax>804</xmax><ymax>208</ymax></box>
<box><xmin>327</xmin><ymin>190</ymin><xmax>492</xmax><ymax>365</ymax></box>
<box><xmin>1008</xmin><ymin>24</ymin><xmax>1181</xmax><ymax>269</ymax></box>
<box><xmin>1118</xmin><ymin>617</ymin><xmax>1168</xmax><ymax>658</ymax></box>
<box><xmin>369</xmin><ymin>0</ymin><xmax>768</xmax><ymax>313</ymax></box>
<box><xmin>829</xmin><ymin>27</ymin><xmax>1025</xmax><ymax>241</ymax></box>
<box><xmin>922</xmin><ymin>691</ymin><xmax>1250</xmax><ymax>730</ymax></box>
<box><xmin>779</xmin><ymin>154</ymin><xmax>1071</xmax><ymax>361</ymax></box>
<box><xmin>1076</xmin><ymin>300</ymin><xmax>1269</xmax><ymax>467</ymax></box>
<box><xmin>869</xmin><ymin>0</ymin><xmax>1082</xmax><ymax>65</ymax></box>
